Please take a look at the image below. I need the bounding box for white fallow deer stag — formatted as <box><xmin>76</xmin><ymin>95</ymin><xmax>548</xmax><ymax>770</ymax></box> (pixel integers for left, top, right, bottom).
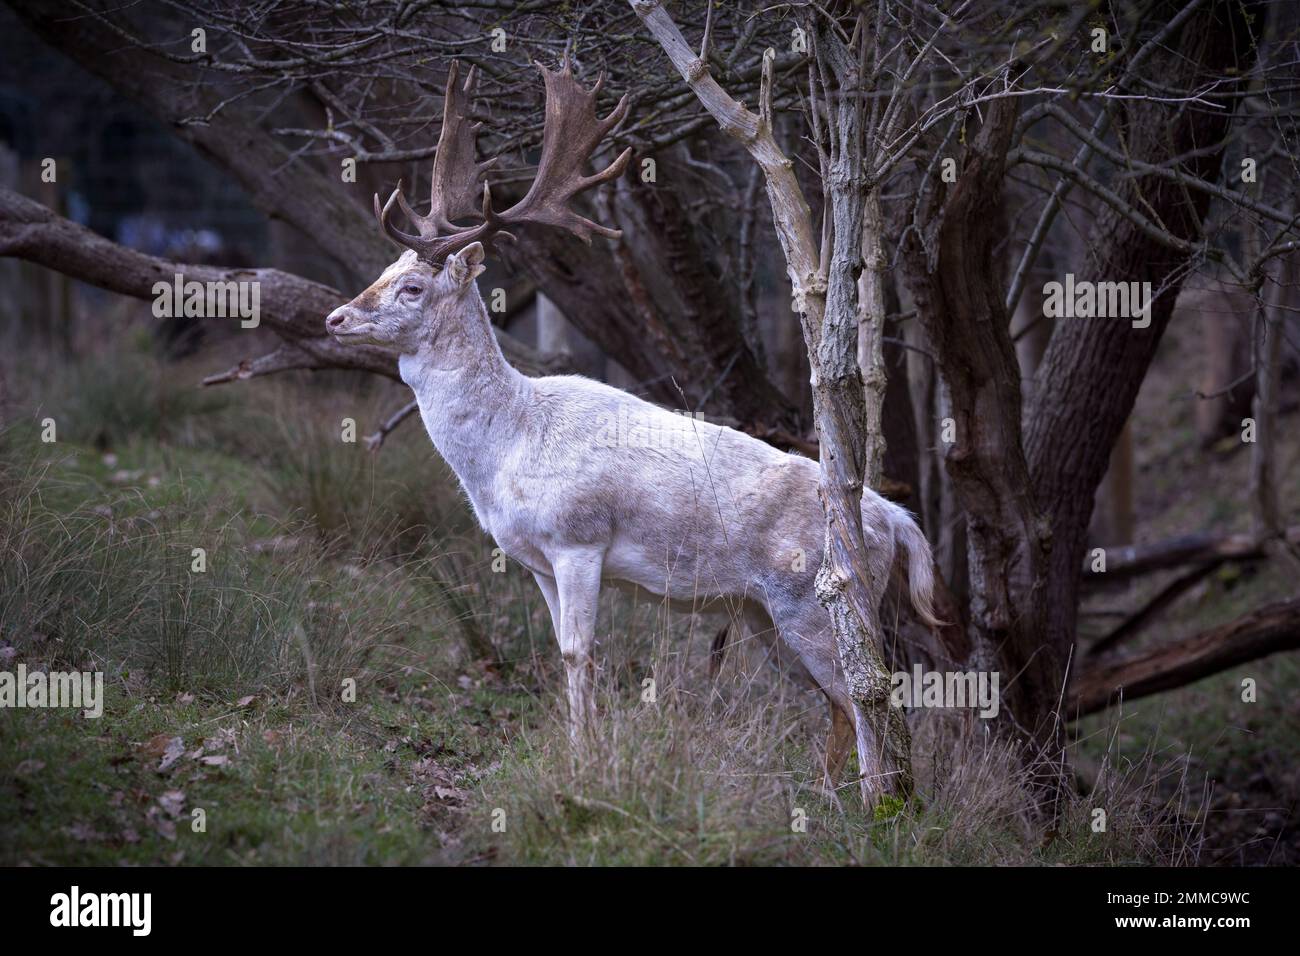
<box><xmin>326</xmin><ymin>59</ymin><xmax>941</xmax><ymax>801</ymax></box>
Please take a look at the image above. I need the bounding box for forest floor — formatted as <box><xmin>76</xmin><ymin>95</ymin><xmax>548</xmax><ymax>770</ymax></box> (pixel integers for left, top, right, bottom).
<box><xmin>0</xmin><ymin>317</ymin><xmax>1295</xmax><ymax>866</ymax></box>
<box><xmin>1073</xmin><ymin>307</ymin><xmax>1300</xmax><ymax>866</ymax></box>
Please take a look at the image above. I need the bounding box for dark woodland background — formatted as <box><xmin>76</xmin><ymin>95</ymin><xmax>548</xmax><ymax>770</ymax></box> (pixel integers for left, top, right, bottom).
<box><xmin>0</xmin><ymin>0</ymin><xmax>1296</xmax><ymax>865</ymax></box>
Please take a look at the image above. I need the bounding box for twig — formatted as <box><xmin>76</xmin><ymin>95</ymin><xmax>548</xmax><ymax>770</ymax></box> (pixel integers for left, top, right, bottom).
<box><xmin>364</xmin><ymin>400</ymin><xmax>420</xmax><ymax>452</ymax></box>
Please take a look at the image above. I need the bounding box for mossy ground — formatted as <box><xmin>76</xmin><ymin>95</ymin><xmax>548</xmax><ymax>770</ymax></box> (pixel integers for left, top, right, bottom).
<box><xmin>0</xmin><ymin>325</ymin><xmax>1294</xmax><ymax>866</ymax></box>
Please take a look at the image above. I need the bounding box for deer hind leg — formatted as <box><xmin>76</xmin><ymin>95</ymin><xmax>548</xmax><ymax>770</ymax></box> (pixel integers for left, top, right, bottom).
<box><xmin>708</xmin><ymin>622</ymin><xmax>731</xmax><ymax>681</ymax></box>
<box><xmin>552</xmin><ymin>549</ymin><xmax>604</xmax><ymax>746</ymax></box>
<box><xmin>766</xmin><ymin>580</ymin><xmax>902</xmax><ymax>806</ymax></box>
<box><xmin>849</xmin><ymin>516</ymin><xmax>907</xmax><ymax>806</ymax></box>
<box><xmin>823</xmin><ymin>700</ymin><xmax>855</xmax><ymax>797</ymax></box>
<box><xmin>762</xmin><ymin>602</ymin><xmax>854</xmax><ymax>799</ymax></box>
<box><xmin>763</xmin><ymin>592</ymin><xmax>858</xmax><ymax>789</ymax></box>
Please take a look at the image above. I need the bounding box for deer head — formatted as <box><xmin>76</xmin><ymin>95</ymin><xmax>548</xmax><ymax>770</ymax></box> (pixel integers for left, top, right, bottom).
<box><xmin>325</xmin><ymin>59</ymin><xmax>631</xmax><ymax>355</ymax></box>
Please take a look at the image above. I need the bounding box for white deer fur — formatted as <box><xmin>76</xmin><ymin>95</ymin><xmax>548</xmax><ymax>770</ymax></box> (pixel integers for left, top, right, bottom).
<box><xmin>327</xmin><ymin>243</ymin><xmax>940</xmax><ymax>792</ymax></box>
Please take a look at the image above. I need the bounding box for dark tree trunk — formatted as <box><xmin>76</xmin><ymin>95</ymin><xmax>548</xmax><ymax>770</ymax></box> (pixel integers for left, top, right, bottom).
<box><xmin>511</xmin><ymin>173</ymin><xmax>801</xmax><ymax>426</ymax></box>
<box><xmin>900</xmin><ymin>98</ymin><xmax>1054</xmax><ymax>751</ymax></box>
<box><xmin>1025</xmin><ymin>0</ymin><xmax>1258</xmax><ymax>703</ymax></box>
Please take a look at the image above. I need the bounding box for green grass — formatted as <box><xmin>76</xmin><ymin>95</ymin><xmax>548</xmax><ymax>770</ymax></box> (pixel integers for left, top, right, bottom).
<box><xmin>1</xmin><ymin>687</ymin><xmax>426</xmax><ymax>865</ymax></box>
<box><xmin>0</xmin><ymin>338</ymin><xmax>1293</xmax><ymax>865</ymax></box>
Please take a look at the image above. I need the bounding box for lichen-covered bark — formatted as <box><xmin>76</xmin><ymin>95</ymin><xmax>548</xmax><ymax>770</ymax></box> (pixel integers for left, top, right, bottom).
<box><xmin>630</xmin><ymin>0</ymin><xmax>915</xmax><ymax>804</ymax></box>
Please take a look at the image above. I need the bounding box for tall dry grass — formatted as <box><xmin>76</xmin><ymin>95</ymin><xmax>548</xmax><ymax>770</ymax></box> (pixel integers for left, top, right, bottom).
<box><xmin>0</xmin><ymin>334</ymin><xmax>1208</xmax><ymax>865</ymax></box>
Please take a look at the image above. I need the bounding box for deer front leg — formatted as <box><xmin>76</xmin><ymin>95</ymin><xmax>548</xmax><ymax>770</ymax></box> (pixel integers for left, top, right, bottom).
<box><xmin>551</xmin><ymin>549</ymin><xmax>604</xmax><ymax>745</ymax></box>
<box><xmin>532</xmin><ymin>571</ymin><xmax>562</xmax><ymax>639</ymax></box>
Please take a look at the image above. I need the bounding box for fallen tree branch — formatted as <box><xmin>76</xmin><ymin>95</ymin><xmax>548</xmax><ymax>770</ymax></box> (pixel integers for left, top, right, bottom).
<box><xmin>200</xmin><ymin>339</ymin><xmax>394</xmax><ymax>384</ymax></box>
<box><xmin>0</xmin><ymin>187</ymin><xmax>337</xmax><ymax>340</ymax></box>
<box><xmin>1086</xmin><ymin>561</ymin><xmax>1222</xmax><ymax>657</ymax></box>
<box><xmin>1072</xmin><ymin>598</ymin><xmax>1300</xmax><ymax>717</ymax></box>
<box><xmin>0</xmin><ymin>188</ymin><xmax>572</xmax><ymax>379</ymax></box>
<box><xmin>1082</xmin><ymin>525</ymin><xmax>1300</xmax><ymax>585</ymax></box>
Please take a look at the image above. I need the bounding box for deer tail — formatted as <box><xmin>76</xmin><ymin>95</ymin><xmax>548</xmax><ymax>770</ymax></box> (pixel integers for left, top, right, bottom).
<box><xmin>889</xmin><ymin>507</ymin><xmax>944</xmax><ymax>629</ymax></box>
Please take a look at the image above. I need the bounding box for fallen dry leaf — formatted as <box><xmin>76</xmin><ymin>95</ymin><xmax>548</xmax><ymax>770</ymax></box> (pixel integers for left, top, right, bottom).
<box><xmin>65</xmin><ymin>822</ymin><xmax>105</xmax><ymax>842</ymax></box>
<box><xmin>145</xmin><ymin>805</ymin><xmax>176</xmax><ymax>842</ymax></box>
<box><xmin>157</xmin><ymin>790</ymin><xmax>185</xmax><ymax>817</ymax></box>
<box><xmin>200</xmin><ymin>754</ymin><xmax>230</xmax><ymax>767</ymax></box>
<box><xmin>235</xmin><ymin>695</ymin><xmax>257</xmax><ymax>708</ymax></box>
<box><xmin>141</xmin><ymin>733</ymin><xmax>176</xmax><ymax>758</ymax></box>
<box><xmin>157</xmin><ymin>738</ymin><xmax>185</xmax><ymax>773</ymax></box>
<box><xmin>142</xmin><ymin>734</ymin><xmax>187</xmax><ymax>773</ymax></box>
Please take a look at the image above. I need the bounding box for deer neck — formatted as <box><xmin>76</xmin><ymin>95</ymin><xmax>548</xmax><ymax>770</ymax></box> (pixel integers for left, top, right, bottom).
<box><xmin>398</xmin><ymin>296</ymin><xmax>528</xmax><ymax>488</ymax></box>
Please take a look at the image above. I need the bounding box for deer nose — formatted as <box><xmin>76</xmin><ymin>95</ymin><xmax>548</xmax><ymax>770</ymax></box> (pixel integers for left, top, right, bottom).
<box><xmin>325</xmin><ymin>307</ymin><xmax>351</xmax><ymax>333</ymax></box>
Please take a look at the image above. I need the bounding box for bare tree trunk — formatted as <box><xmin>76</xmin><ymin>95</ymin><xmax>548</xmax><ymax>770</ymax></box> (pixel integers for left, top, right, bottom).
<box><xmin>848</xmin><ymin>185</ymin><xmax>916</xmax><ymax>786</ymax></box>
<box><xmin>858</xmin><ymin>189</ymin><xmax>889</xmax><ymax>483</ymax></box>
<box><xmin>1095</xmin><ymin>421</ymin><xmax>1136</xmax><ymax>547</ymax></box>
<box><xmin>899</xmin><ymin>281</ymin><xmax>943</xmax><ymax>547</ymax></box>
<box><xmin>631</xmin><ymin>0</ymin><xmax>914</xmax><ymax>804</ymax></box>
<box><xmin>1030</xmin><ymin>0</ymin><xmax>1259</xmax><ymax>720</ymax></box>
<box><xmin>901</xmin><ymin>96</ymin><xmax>1053</xmax><ymax>735</ymax></box>
<box><xmin>1188</xmin><ymin>280</ymin><xmax>1255</xmax><ymax>446</ymax></box>
<box><xmin>1250</xmin><ymin>250</ymin><xmax>1300</xmax><ymax>573</ymax></box>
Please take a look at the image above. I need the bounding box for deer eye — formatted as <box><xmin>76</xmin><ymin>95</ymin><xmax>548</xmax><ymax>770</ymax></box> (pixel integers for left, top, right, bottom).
<box><xmin>402</xmin><ymin>284</ymin><xmax>423</xmax><ymax>297</ymax></box>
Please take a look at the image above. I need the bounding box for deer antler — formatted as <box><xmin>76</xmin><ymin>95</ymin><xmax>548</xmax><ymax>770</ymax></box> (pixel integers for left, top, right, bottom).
<box><xmin>374</xmin><ymin>61</ymin><xmax>500</xmax><ymax>261</ymax></box>
<box><xmin>497</xmin><ymin>61</ymin><xmax>632</xmax><ymax>241</ymax></box>
<box><xmin>374</xmin><ymin>58</ymin><xmax>632</xmax><ymax>262</ymax></box>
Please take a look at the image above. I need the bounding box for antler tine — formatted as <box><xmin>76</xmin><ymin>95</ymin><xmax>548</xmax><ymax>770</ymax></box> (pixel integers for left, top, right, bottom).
<box><xmin>374</xmin><ymin>183</ymin><xmax>425</xmax><ymax>248</ymax></box>
<box><xmin>372</xmin><ymin>60</ymin><xmax>502</xmax><ymax>261</ymax></box>
<box><xmin>499</xmin><ymin>61</ymin><xmax>632</xmax><ymax>244</ymax></box>
<box><xmin>374</xmin><ymin>180</ymin><xmax>499</xmax><ymax>262</ymax></box>
<box><xmin>371</xmin><ymin>58</ymin><xmax>628</xmax><ymax>260</ymax></box>
<box><xmin>425</xmin><ymin>60</ymin><xmax>497</xmax><ymax>233</ymax></box>
<box><xmin>479</xmin><ymin>181</ymin><xmax>517</xmax><ymax>245</ymax></box>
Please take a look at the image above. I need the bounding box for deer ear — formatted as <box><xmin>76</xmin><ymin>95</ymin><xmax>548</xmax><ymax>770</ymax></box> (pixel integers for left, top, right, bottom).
<box><xmin>447</xmin><ymin>242</ymin><xmax>486</xmax><ymax>288</ymax></box>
